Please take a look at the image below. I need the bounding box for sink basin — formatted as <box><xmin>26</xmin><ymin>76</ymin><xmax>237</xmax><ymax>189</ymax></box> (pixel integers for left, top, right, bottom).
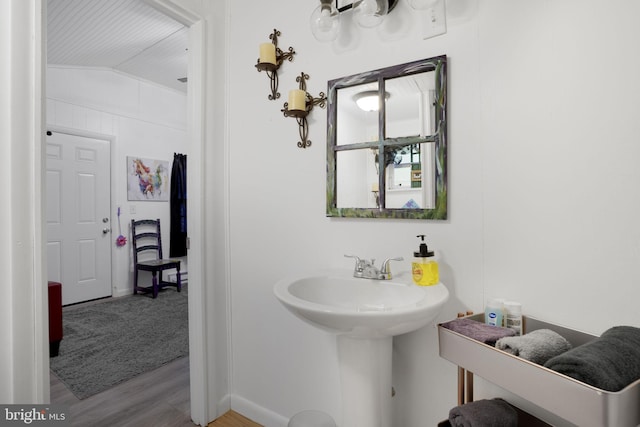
<box><xmin>274</xmin><ymin>270</ymin><xmax>449</xmax><ymax>338</ymax></box>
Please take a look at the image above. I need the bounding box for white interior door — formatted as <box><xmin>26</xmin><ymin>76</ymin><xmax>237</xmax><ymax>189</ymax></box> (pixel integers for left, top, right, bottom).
<box><xmin>46</xmin><ymin>131</ymin><xmax>112</xmax><ymax>305</ymax></box>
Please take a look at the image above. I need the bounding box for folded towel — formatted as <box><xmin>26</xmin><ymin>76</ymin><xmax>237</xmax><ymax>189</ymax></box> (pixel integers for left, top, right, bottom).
<box><xmin>495</xmin><ymin>328</ymin><xmax>572</xmax><ymax>365</ymax></box>
<box><xmin>441</xmin><ymin>318</ymin><xmax>516</xmax><ymax>346</ymax></box>
<box><xmin>544</xmin><ymin>325</ymin><xmax>640</xmax><ymax>391</ymax></box>
<box><xmin>448</xmin><ymin>398</ymin><xmax>518</xmax><ymax>427</ymax></box>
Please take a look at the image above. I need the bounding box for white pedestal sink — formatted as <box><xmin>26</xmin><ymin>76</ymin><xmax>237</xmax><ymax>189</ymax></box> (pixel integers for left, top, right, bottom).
<box><xmin>274</xmin><ymin>270</ymin><xmax>449</xmax><ymax>427</ymax></box>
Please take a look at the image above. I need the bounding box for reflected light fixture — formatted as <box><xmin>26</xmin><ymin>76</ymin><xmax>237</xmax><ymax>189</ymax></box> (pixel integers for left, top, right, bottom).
<box><xmin>310</xmin><ymin>0</ymin><xmax>398</xmax><ymax>42</ymax></box>
<box><xmin>255</xmin><ymin>29</ymin><xmax>296</xmax><ymax>100</ymax></box>
<box><xmin>353</xmin><ymin>90</ymin><xmax>390</xmax><ymax>112</ymax></box>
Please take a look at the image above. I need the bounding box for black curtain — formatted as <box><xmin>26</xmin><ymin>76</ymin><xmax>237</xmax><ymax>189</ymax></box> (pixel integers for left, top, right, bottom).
<box><xmin>170</xmin><ymin>153</ymin><xmax>187</xmax><ymax>257</ymax></box>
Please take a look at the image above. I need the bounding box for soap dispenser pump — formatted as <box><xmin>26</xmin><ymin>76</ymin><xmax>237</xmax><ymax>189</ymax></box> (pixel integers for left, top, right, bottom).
<box><xmin>412</xmin><ymin>234</ymin><xmax>439</xmax><ymax>286</ymax></box>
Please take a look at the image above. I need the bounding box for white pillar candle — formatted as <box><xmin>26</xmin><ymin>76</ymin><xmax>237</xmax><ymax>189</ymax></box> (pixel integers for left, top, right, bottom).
<box><xmin>288</xmin><ymin>89</ymin><xmax>307</xmax><ymax>111</ymax></box>
<box><xmin>259</xmin><ymin>42</ymin><xmax>276</xmax><ymax>64</ymax></box>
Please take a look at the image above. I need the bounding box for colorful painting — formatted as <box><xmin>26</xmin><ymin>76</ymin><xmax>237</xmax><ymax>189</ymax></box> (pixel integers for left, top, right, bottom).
<box><xmin>127</xmin><ymin>156</ymin><xmax>169</xmax><ymax>201</ymax></box>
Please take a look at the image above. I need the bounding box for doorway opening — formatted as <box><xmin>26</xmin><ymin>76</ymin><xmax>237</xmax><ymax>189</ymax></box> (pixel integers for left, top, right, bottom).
<box><xmin>44</xmin><ymin>0</ymin><xmax>208</xmax><ymax>424</ymax></box>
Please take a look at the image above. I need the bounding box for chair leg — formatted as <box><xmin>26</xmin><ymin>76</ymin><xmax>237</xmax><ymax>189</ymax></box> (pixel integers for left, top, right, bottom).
<box><xmin>133</xmin><ymin>269</ymin><xmax>139</xmax><ymax>295</ymax></box>
<box><xmin>152</xmin><ymin>272</ymin><xmax>159</xmax><ymax>299</ymax></box>
<box><xmin>176</xmin><ymin>269</ymin><xmax>182</xmax><ymax>292</ymax></box>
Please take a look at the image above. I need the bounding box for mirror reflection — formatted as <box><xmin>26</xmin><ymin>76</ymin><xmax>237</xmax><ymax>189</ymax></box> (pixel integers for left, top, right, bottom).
<box><xmin>336</xmin><ymin>83</ymin><xmax>380</xmax><ymax>146</ymax></box>
<box><xmin>384</xmin><ymin>142</ymin><xmax>435</xmax><ymax>209</ymax></box>
<box><xmin>327</xmin><ymin>56</ymin><xmax>447</xmax><ymax>219</ymax></box>
<box><xmin>385</xmin><ymin>73</ymin><xmax>435</xmax><ymax>139</ymax></box>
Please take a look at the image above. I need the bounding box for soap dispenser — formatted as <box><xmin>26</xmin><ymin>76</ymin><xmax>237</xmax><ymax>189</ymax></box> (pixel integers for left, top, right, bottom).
<box><xmin>412</xmin><ymin>235</ymin><xmax>439</xmax><ymax>286</ymax></box>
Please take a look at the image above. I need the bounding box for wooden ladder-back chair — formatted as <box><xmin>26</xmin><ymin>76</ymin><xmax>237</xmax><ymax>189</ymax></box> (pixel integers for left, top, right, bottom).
<box><xmin>131</xmin><ymin>218</ymin><xmax>182</xmax><ymax>298</ymax></box>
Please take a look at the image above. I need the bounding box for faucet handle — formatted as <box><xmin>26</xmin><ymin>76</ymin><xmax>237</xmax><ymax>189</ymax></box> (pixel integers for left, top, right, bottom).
<box><xmin>344</xmin><ymin>254</ymin><xmax>363</xmax><ymax>270</ymax></box>
<box><xmin>380</xmin><ymin>257</ymin><xmax>404</xmax><ymax>279</ymax></box>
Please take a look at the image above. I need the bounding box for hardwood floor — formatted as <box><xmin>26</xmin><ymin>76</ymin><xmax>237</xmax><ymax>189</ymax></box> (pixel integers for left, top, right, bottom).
<box><xmin>51</xmin><ymin>356</ymin><xmax>262</xmax><ymax>426</ymax></box>
<box><xmin>208</xmin><ymin>411</ymin><xmax>262</xmax><ymax>427</ymax></box>
<box><xmin>51</xmin><ymin>356</ymin><xmax>192</xmax><ymax>426</ymax></box>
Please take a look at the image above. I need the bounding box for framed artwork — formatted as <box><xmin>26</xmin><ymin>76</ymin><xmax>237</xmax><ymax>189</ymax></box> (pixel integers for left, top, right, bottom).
<box><xmin>127</xmin><ymin>156</ymin><xmax>169</xmax><ymax>201</ymax></box>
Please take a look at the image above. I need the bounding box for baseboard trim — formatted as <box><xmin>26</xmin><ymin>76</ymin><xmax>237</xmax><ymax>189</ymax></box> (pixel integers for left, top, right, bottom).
<box><xmin>112</xmin><ymin>287</ymin><xmax>131</xmax><ymax>298</ymax></box>
<box><xmin>229</xmin><ymin>394</ymin><xmax>289</xmax><ymax>427</ymax></box>
<box><xmin>217</xmin><ymin>394</ymin><xmax>231</xmax><ymax>418</ymax></box>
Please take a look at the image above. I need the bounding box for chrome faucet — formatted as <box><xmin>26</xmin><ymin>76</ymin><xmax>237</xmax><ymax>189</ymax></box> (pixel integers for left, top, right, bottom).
<box><xmin>344</xmin><ymin>255</ymin><xmax>404</xmax><ymax>280</ymax></box>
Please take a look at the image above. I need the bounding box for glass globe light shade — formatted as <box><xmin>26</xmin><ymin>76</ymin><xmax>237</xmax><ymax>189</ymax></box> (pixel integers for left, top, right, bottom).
<box><xmin>310</xmin><ymin>1</ymin><xmax>341</xmax><ymax>42</ymax></box>
<box><xmin>352</xmin><ymin>0</ymin><xmax>388</xmax><ymax>28</ymax></box>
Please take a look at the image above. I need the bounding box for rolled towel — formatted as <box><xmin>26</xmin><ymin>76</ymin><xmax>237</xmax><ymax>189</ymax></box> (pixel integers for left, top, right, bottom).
<box><xmin>544</xmin><ymin>325</ymin><xmax>640</xmax><ymax>391</ymax></box>
<box><xmin>495</xmin><ymin>329</ymin><xmax>572</xmax><ymax>365</ymax></box>
<box><xmin>441</xmin><ymin>318</ymin><xmax>516</xmax><ymax>346</ymax></box>
<box><xmin>448</xmin><ymin>398</ymin><xmax>518</xmax><ymax>427</ymax></box>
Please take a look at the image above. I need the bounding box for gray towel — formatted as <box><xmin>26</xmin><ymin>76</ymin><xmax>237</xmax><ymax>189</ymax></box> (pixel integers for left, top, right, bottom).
<box><xmin>441</xmin><ymin>318</ymin><xmax>516</xmax><ymax>346</ymax></box>
<box><xmin>448</xmin><ymin>398</ymin><xmax>518</xmax><ymax>427</ymax></box>
<box><xmin>544</xmin><ymin>325</ymin><xmax>640</xmax><ymax>392</ymax></box>
<box><xmin>495</xmin><ymin>329</ymin><xmax>572</xmax><ymax>365</ymax></box>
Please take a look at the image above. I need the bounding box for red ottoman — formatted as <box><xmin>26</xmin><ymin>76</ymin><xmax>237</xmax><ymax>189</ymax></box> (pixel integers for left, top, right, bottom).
<box><xmin>48</xmin><ymin>281</ymin><xmax>63</xmax><ymax>357</ymax></box>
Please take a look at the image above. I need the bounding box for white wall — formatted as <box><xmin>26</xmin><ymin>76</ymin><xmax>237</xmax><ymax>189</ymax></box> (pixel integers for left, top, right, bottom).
<box><xmin>46</xmin><ymin>66</ymin><xmax>188</xmax><ymax>297</ymax></box>
<box><xmin>0</xmin><ymin>0</ymin><xmax>48</xmax><ymax>404</ymax></box>
<box><xmin>226</xmin><ymin>1</ymin><xmax>640</xmax><ymax>426</ymax></box>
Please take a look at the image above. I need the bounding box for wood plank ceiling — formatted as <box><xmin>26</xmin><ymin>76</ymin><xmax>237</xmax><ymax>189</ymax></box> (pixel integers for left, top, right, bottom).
<box><xmin>47</xmin><ymin>0</ymin><xmax>188</xmax><ymax>92</ymax></box>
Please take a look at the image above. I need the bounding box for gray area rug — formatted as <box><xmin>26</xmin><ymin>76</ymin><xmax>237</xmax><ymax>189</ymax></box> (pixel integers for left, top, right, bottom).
<box><xmin>50</xmin><ymin>287</ymin><xmax>188</xmax><ymax>399</ymax></box>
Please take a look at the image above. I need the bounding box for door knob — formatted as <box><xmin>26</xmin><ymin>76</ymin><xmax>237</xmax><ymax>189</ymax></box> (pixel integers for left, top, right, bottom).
<box><xmin>103</xmin><ymin>228</ymin><xmax>111</xmax><ymax>234</ymax></box>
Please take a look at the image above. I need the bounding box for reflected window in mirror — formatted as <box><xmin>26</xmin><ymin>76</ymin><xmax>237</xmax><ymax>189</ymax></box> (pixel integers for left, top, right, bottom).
<box><xmin>327</xmin><ymin>56</ymin><xmax>447</xmax><ymax>219</ymax></box>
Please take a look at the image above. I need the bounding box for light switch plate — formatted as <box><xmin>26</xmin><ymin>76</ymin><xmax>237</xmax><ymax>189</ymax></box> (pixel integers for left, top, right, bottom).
<box><xmin>421</xmin><ymin>0</ymin><xmax>447</xmax><ymax>40</ymax></box>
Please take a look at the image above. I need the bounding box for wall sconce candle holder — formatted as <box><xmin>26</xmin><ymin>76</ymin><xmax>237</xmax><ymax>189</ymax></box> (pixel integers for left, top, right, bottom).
<box><xmin>282</xmin><ymin>72</ymin><xmax>326</xmax><ymax>149</ymax></box>
<box><xmin>255</xmin><ymin>29</ymin><xmax>296</xmax><ymax>100</ymax></box>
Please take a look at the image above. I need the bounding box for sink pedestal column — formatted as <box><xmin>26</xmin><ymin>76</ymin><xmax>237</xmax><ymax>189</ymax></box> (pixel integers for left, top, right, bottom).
<box><xmin>337</xmin><ymin>335</ymin><xmax>393</xmax><ymax>427</ymax></box>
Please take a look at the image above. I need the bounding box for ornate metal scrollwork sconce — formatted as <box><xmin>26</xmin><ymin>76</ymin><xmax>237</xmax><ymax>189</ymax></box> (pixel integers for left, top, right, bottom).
<box><xmin>255</xmin><ymin>29</ymin><xmax>296</xmax><ymax>100</ymax></box>
<box><xmin>281</xmin><ymin>72</ymin><xmax>326</xmax><ymax>149</ymax></box>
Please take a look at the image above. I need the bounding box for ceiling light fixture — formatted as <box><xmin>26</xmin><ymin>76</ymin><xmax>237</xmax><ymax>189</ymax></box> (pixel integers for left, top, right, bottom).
<box><xmin>310</xmin><ymin>0</ymin><xmax>398</xmax><ymax>42</ymax></box>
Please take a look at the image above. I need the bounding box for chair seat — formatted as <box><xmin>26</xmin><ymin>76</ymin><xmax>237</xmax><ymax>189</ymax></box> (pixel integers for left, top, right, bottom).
<box><xmin>137</xmin><ymin>259</ymin><xmax>181</xmax><ymax>269</ymax></box>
